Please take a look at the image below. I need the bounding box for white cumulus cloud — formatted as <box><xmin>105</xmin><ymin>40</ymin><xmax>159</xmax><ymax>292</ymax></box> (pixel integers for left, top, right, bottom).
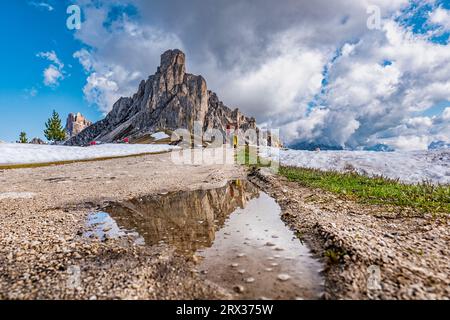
<box><xmin>429</xmin><ymin>6</ymin><xmax>450</xmax><ymax>31</ymax></box>
<box><xmin>37</xmin><ymin>50</ymin><xmax>65</xmax><ymax>87</ymax></box>
<box><xmin>71</xmin><ymin>0</ymin><xmax>449</xmax><ymax>150</ymax></box>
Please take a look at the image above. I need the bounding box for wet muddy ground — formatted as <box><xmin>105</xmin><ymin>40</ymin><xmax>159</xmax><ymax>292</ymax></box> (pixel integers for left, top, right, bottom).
<box><xmin>249</xmin><ymin>168</ymin><xmax>450</xmax><ymax>300</ymax></box>
<box><xmin>197</xmin><ymin>191</ymin><xmax>323</xmax><ymax>300</ymax></box>
<box><xmin>84</xmin><ymin>180</ymin><xmax>324</xmax><ymax>299</ymax></box>
<box><xmin>0</xmin><ymin>153</ymin><xmax>246</xmax><ymax>299</ymax></box>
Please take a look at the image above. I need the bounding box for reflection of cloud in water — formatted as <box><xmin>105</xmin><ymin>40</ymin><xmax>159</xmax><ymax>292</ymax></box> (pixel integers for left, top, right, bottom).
<box><xmin>198</xmin><ymin>192</ymin><xmax>324</xmax><ymax>300</ymax></box>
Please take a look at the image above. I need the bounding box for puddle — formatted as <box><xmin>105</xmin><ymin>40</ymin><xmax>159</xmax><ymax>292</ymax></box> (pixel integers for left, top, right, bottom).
<box><xmin>84</xmin><ymin>211</ymin><xmax>145</xmax><ymax>245</ymax></box>
<box><xmin>197</xmin><ymin>191</ymin><xmax>323</xmax><ymax>300</ymax></box>
<box><xmin>85</xmin><ymin>181</ymin><xmax>324</xmax><ymax>299</ymax></box>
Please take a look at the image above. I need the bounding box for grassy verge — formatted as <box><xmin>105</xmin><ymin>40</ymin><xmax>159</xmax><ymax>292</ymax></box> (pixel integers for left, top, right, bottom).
<box><xmin>236</xmin><ymin>146</ymin><xmax>273</xmax><ymax>167</ymax></box>
<box><xmin>237</xmin><ymin>147</ymin><xmax>449</xmax><ymax>214</ymax></box>
<box><xmin>279</xmin><ymin>166</ymin><xmax>450</xmax><ymax>214</ymax></box>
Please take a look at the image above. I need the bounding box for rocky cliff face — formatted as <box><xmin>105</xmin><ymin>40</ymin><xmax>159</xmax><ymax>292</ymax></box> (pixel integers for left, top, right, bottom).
<box><xmin>65</xmin><ymin>113</ymin><xmax>92</xmax><ymax>139</ymax></box>
<box><xmin>65</xmin><ymin>49</ymin><xmax>256</xmax><ymax>146</ymax></box>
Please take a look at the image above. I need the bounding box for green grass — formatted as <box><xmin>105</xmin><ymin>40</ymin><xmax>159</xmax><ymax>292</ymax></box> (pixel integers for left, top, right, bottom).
<box><xmin>236</xmin><ymin>146</ymin><xmax>274</xmax><ymax>168</ymax></box>
<box><xmin>324</xmin><ymin>248</ymin><xmax>348</xmax><ymax>264</ymax></box>
<box><xmin>279</xmin><ymin>166</ymin><xmax>450</xmax><ymax>214</ymax></box>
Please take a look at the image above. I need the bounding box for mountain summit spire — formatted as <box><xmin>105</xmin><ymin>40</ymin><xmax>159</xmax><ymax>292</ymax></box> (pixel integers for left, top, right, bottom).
<box><xmin>159</xmin><ymin>49</ymin><xmax>186</xmax><ymax>72</ymax></box>
<box><xmin>157</xmin><ymin>49</ymin><xmax>186</xmax><ymax>91</ymax></box>
<box><xmin>65</xmin><ymin>49</ymin><xmax>256</xmax><ymax>145</ymax></box>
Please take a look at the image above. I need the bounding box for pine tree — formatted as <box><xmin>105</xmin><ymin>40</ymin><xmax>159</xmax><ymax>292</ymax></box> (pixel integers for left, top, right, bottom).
<box><xmin>19</xmin><ymin>131</ymin><xmax>28</xmax><ymax>144</ymax></box>
<box><xmin>44</xmin><ymin>110</ymin><xmax>66</xmax><ymax>143</ymax></box>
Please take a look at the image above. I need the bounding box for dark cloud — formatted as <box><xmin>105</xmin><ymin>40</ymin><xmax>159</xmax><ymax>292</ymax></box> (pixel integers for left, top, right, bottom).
<box><xmin>73</xmin><ymin>0</ymin><xmax>450</xmax><ymax>150</ymax></box>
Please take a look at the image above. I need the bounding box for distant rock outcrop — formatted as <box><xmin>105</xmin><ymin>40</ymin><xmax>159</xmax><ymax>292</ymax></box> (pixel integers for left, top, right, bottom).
<box><xmin>65</xmin><ymin>49</ymin><xmax>256</xmax><ymax>146</ymax></box>
<box><xmin>30</xmin><ymin>138</ymin><xmax>46</xmax><ymax>145</ymax></box>
<box><xmin>65</xmin><ymin>113</ymin><xmax>92</xmax><ymax>139</ymax></box>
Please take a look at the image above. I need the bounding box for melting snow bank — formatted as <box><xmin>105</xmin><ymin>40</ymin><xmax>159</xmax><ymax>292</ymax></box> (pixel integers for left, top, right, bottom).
<box><xmin>261</xmin><ymin>148</ymin><xmax>450</xmax><ymax>185</ymax></box>
<box><xmin>151</xmin><ymin>132</ymin><xmax>170</xmax><ymax>141</ymax></box>
<box><xmin>0</xmin><ymin>143</ymin><xmax>178</xmax><ymax>166</ymax></box>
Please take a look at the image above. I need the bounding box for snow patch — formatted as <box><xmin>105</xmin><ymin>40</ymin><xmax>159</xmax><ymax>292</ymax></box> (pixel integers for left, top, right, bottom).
<box><xmin>151</xmin><ymin>132</ymin><xmax>170</xmax><ymax>141</ymax></box>
<box><xmin>0</xmin><ymin>143</ymin><xmax>178</xmax><ymax>165</ymax></box>
<box><xmin>261</xmin><ymin>148</ymin><xmax>449</xmax><ymax>185</ymax></box>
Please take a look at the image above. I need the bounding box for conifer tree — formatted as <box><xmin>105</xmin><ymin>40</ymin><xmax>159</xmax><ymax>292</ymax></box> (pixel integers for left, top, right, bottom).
<box><xmin>44</xmin><ymin>110</ymin><xmax>66</xmax><ymax>143</ymax></box>
<box><xmin>19</xmin><ymin>131</ymin><xmax>28</xmax><ymax>144</ymax></box>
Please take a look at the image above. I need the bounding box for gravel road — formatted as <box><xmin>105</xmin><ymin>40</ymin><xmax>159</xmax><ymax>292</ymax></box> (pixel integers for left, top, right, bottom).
<box><xmin>250</xmin><ymin>168</ymin><xmax>450</xmax><ymax>300</ymax></box>
<box><xmin>1</xmin><ymin>152</ymin><xmax>448</xmax><ymax>300</ymax></box>
<box><xmin>0</xmin><ymin>153</ymin><xmax>243</xmax><ymax>299</ymax></box>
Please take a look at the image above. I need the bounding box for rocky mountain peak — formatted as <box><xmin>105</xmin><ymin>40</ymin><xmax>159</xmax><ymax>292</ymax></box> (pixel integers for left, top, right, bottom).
<box><xmin>159</xmin><ymin>49</ymin><xmax>186</xmax><ymax>73</ymax></box>
<box><xmin>65</xmin><ymin>49</ymin><xmax>256</xmax><ymax>146</ymax></box>
<box><xmin>156</xmin><ymin>49</ymin><xmax>187</xmax><ymax>93</ymax></box>
<box><xmin>65</xmin><ymin>112</ymin><xmax>92</xmax><ymax>139</ymax></box>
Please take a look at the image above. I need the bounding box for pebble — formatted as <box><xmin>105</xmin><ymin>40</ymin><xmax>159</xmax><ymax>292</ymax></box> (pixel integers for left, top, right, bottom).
<box><xmin>244</xmin><ymin>277</ymin><xmax>255</xmax><ymax>283</ymax></box>
<box><xmin>233</xmin><ymin>285</ymin><xmax>245</xmax><ymax>293</ymax></box>
<box><xmin>277</xmin><ymin>274</ymin><xmax>291</xmax><ymax>281</ymax></box>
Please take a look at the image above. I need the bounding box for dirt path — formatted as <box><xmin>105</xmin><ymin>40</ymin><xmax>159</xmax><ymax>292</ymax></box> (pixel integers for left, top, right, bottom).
<box><xmin>249</xmin><ymin>168</ymin><xmax>450</xmax><ymax>300</ymax></box>
<box><xmin>1</xmin><ymin>153</ymin><xmax>448</xmax><ymax>300</ymax></box>
<box><xmin>0</xmin><ymin>153</ymin><xmax>244</xmax><ymax>299</ymax></box>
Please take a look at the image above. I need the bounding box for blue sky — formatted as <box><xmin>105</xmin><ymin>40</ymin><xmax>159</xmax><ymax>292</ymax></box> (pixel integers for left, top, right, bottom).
<box><xmin>0</xmin><ymin>0</ymin><xmax>449</xmax><ymax>150</ymax></box>
<box><xmin>0</xmin><ymin>1</ymin><xmax>101</xmax><ymax>142</ymax></box>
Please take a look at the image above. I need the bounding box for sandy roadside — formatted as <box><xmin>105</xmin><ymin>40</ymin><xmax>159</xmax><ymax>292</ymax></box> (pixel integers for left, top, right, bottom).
<box><xmin>249</xmin><ymin>168</ymin><xmax>450</xmax><ymax>300</ymax></box>
<box><xmin>0</xmin><ymin>153</ymin><xmax>245</xmax><ymax>299</ymax></box>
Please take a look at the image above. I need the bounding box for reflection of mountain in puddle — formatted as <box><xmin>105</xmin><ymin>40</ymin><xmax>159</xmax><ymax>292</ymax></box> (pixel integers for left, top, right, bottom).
<box><xmin>105</xmin><ymin>180</ymin><xmax>259</xmax><ymax>254</ymax></box>
<box><xmin>85</xmin><ymin>180</ymin><xmax>324</xmax><ymax>299</ymax></box>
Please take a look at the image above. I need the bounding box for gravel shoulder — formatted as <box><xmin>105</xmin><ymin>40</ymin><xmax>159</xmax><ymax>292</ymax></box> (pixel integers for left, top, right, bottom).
<box><xmin>0</xmin><ymin>153</ymin><xmax>243</xmax><ymax>299</ymax></box>
<box><xmin>1</xmin><ymin>152</ymin><xmax>448</xmax><ymax>300</ymax></box>
<box><xmin>249</xmin><ymin>168</ymin><xmax>450</xmax><ymax>300</ymax></box>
